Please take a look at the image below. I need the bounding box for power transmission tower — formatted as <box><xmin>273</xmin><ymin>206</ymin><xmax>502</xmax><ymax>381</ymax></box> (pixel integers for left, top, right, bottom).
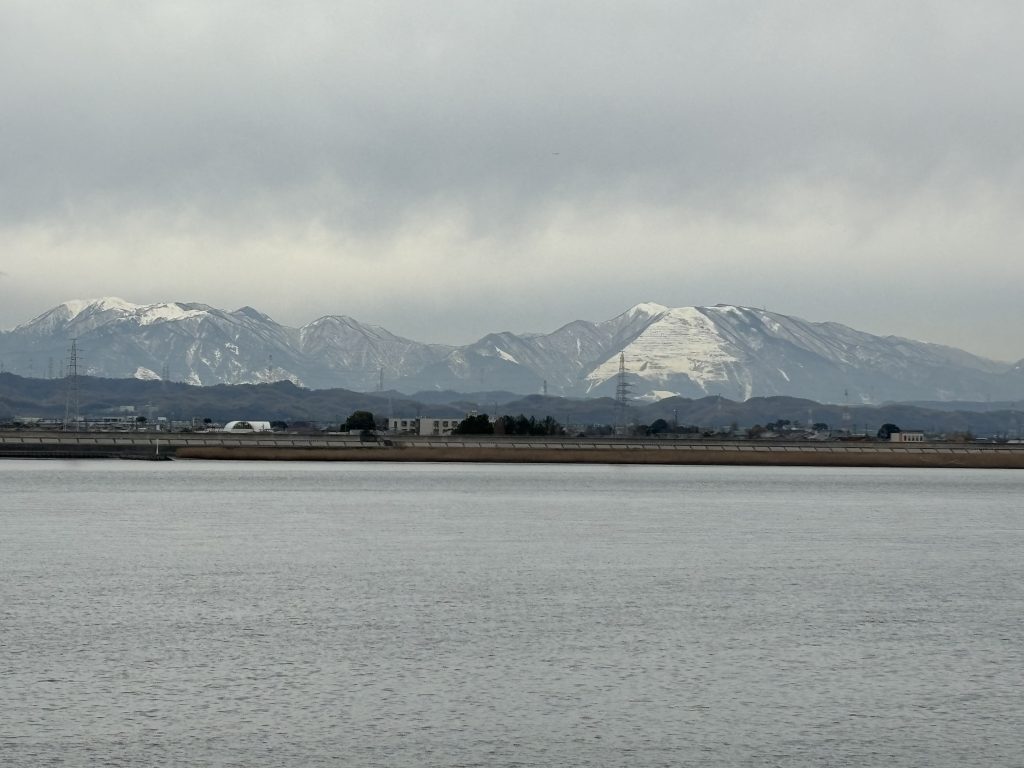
<box><xmin>378</xmin><ymin>366</ymin><xmax>384</xmax><ymax>392</ymax></box>
<box><xmin>64</xmin><ymin>339</ymin><xmax>80</xmax><ymax>431</ymax></box>
<box><xmin>614</xmin><ymin>352</ymin><xmax>631</xmax><ymax>435</ymax></box>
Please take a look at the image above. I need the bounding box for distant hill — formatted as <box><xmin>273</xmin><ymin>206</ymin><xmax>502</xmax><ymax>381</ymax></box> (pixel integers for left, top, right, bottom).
<box><xmin>3</xmin><ymin>298</ymin><xmax>1024</xmax><ymax>403</ymax></box>
<box><xmin>3</xmin><ymin>373</ymin><xmax>1022</xmax><ymax>438</ymax></box>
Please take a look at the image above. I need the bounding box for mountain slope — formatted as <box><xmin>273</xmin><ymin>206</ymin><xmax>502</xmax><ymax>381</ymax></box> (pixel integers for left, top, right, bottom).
<box><xmin>582</xmin><ymin>305</ymin><xmax>1013</xmax><ymax>403</ymax></box>
<box><xmin>298</xmin><ymin>315</ymin><xmax>452</xmax><ymax>390</ymax></box>
<box><xmin>2</xmin><ymin>298</ymin><xmax>1021</xmax><ymax>403</ymax></box>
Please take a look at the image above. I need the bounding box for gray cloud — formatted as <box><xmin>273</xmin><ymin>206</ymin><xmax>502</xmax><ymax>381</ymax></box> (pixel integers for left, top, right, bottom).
<box><xmin>2</xmin><ymin>1</ymin><xmax>1023</xmax><ymax>360</ymax></box>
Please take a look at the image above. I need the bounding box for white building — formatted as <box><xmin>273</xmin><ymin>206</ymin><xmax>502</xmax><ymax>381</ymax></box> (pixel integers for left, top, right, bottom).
<box><xmin>890</xmin><ymin>431</ymin><xmax>925</xmax><ymax>442</ymax></box>
<box><xmin>223</xmin><ymin>420</ymin><xmax>274</xmax><ymax>433</ymax></box>
<box><xmin>388</xmin><ymin>417</ymin><xmax>462</xmax><ymax>436</ymax></box>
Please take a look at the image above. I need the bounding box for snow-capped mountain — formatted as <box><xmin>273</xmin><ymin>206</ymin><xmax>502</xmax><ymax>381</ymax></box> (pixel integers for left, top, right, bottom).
<box><xmin>581</xmin><ymin>304</ymin><xmax>1013</xmax><ymax>403</ymax></box>
<box><xmin>396</xmin><ymin>302</ymin><xmax>671</xmax><ymax>394</ymax></box>
<box><xmin>1</xmin><ymin>298</ymin><xmax>1021</xmax><ymax>403</ymax></box>
<box><xmin>0</xmin><ymin>298</ymin><xmax>445</xmax><ymax>389</ymax></box>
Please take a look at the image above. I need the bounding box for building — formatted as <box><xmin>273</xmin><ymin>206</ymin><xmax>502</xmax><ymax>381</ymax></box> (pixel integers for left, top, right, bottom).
<box><xmin>890</xmin><ymin>431</ymin><xmax>925</xmax><ymax>442</ymax></box>
<box><xmin>388</xmin><ymin>417</ymin><xmax>463</xmax><ymax>436</ymax></box>
<box><xmin>223</xmin><ymin>420</ymin><xmax>273</xmax><ymax>433</ymax></box>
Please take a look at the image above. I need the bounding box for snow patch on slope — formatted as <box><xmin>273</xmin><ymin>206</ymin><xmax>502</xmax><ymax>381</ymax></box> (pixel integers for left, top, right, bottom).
<box><xmin>136</xmin><ymin>303</ymin><xmax>207</xmax><ymax>326</ymax></box>
<box><xmin>635</xmin><ymin>389</ymin><xmax>681</xmax><ymax>402</ymax></box>
<box><xmin>134</xmin><ymin>366</ymin><xmax>161</xmax><ymax>380</ymax></box>
<box><xmin>586</xmin><ymin>307</ymin><xmax>739</xmax><ymax>391</ymax></box>
<box><xmin>628</xmin><ymin>301</ymin><xmax>670</xmax><ymax>317</ymax></box>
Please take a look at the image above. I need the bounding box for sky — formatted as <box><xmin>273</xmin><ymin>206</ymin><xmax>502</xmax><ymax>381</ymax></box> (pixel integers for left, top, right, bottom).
<box><xmin>2</xmin><ymin>1</ymin><xmax>1023</xmax><ymax>359</ymax></box>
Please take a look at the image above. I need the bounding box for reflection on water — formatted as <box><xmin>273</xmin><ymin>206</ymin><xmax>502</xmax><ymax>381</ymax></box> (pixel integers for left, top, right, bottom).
<box><xmin>2</xmin><ymin>461</ymin><xmax>1023</xmax><ymax>766</ymax></box>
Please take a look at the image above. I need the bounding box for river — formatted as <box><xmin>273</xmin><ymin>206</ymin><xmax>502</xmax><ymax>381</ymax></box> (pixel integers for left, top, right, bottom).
<box><xmin>2</xmin><ymin>460</ymin><xmax>1022</xmax><ymax>766</ymax></box>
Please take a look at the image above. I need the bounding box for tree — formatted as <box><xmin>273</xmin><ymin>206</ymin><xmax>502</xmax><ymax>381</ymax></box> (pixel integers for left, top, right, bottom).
<box><xmin>495</xmin><ymin>414</ymin><xmax>564</xmax><ymax>436</ymax></box>
<box><xmin>648</xmin><ymin>418</ymin><xmax>670</xmax><ymax>435</ymax></box>
<box><xmin>343</xmin><ymin>410</ymin><xmax>376</xmax><ymax>431</ymax></box>
<box><xmin>877</xmin><ymin>423</ymin><xmax>901</xmax><ymax>440</ymax></box>
<box><xmin>538</xmin><ymin>416</ymin><xmax>565</xmax><ymax>436</ymax></box>
<box><xmin>452</xmin><ymin>414</ymin><xmax>494</xmax><ymax>435</ymax></box>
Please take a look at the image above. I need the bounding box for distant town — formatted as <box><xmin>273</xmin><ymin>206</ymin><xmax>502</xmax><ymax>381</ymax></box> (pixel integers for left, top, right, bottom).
<box><xmin>1</xmin><ymin>380</ymin><xmax>1017</xmax><ymax>447</ymax></box>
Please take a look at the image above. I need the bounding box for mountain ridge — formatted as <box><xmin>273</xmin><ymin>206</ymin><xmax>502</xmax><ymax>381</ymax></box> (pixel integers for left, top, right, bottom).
<box><xmin>1</xmin><ymin>297</ymin><xmax>1021</xmax><ymax>404</ymax></box>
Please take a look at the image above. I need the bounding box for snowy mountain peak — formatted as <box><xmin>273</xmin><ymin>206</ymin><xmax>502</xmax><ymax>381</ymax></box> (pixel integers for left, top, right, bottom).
<box><xmin>301</xmin><ymin>315</ymin><xmax>399</xmax><ymax>342</ymax></box>
<box><xmin>15</xmin><ymin>297</ymin><xmax>140</xmax><ymax>334</ymax></box>
<box><xmin>23</xmin><ymin>297</ymin><xmax>214</xmax><ymax>329</ymax></box>
<box><xmin>67</xmin><ymin>297</ymin><xmax>139</xmax><ymax>317</ymax></box>
<box><xmin>1</xmin><ymin>299</ymin><xmax>1018</xmax><ymax>402</ymax></box>
<box><xmin>304</xmin><ymin>314</ymin><xmax>364</xmax><ymax>330</ymax></box>
<box><xmin>625</xmin><ymin>301</ymin><xmax>669</xmax><ymax>317</ymax></box>
<box><xmin>232</xmin><ymin>306</ymin><xmax>277</xmax><ymax>324</ymax></box>
<box><xmin>20</xmin><ymin>297</ymin><xmax>128</xmax><ymax>325</ymax></box>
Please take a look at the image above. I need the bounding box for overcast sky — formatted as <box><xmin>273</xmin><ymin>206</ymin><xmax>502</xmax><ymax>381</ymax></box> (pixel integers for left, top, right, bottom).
<box><xmin>2</xmin><ymin>1</ymin><xmax>1023</xmax><ymax>359</ymax></box>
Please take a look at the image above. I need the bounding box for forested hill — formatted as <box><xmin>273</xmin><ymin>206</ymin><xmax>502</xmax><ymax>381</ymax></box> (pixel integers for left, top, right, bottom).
<box><xmin>2</xmin><ymin>373</ymin><xmax>1022</xmax><ymax>437</ymax></box>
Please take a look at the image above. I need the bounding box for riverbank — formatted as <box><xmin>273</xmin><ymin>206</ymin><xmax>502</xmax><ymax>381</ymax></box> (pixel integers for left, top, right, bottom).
<box><xmin>3</xmin><ymin>431</ymin><xmax>1024</xmax><ymax>468</ymax></box>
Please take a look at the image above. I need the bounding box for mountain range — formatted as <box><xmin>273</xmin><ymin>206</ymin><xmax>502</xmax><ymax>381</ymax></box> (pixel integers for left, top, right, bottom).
<box><xmin>2</xmin><ymin>298</ymin><xmax>1022</xmax><ymax>404</ymax></box>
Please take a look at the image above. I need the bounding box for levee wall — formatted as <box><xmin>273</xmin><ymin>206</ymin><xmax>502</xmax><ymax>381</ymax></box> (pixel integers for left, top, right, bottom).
<box><xmin>5</xmin><ymin>431</ymin><xmax>1024</xmax><ymax>468</ymax></box>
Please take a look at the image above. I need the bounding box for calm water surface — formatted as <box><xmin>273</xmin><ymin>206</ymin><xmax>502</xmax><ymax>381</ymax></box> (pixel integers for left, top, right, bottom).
<box><xmin>2</xmin><ymin>460</ymin><xmax>1022</xmax><ymax>766</ymax></box>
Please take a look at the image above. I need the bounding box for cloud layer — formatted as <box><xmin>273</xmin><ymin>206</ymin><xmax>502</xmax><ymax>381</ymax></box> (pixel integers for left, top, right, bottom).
<box><xmin>2</xmin><ymin>1</ymin><xmax>1023</xmax><ymax>359</ymax></box>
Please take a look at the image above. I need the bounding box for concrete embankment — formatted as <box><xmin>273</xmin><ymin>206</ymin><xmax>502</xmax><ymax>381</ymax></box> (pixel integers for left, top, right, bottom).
<box><xmin>5</xmin><ymin>431</ymin><xmax>1024</xmax><ymax>468</ymax></box>
<box><xmin>173</xmin><ymin>443</ymin><xmax>1024</xmax><ymax>468</ymax></box>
